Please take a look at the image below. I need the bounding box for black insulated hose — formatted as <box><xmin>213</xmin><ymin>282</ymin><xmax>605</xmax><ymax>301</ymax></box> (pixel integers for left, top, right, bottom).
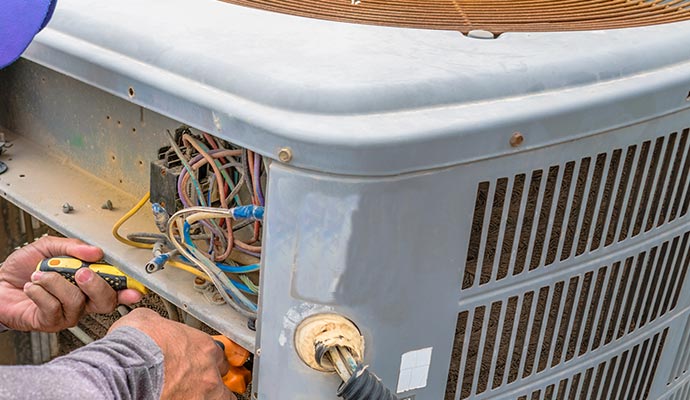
<box><xmin>336</xmin><ymin>364</ymin><xmax>399</xmax><ymax>400</ymax></box>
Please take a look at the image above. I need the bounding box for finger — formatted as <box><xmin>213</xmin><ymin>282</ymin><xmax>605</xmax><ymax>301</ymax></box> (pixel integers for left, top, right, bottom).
<box><xmin>33</xmin><ymin>236</ymin><xmax>104</xmax><ymax>262</ymax></box>
<box><xmin>31</xmin><ymin>271</ymin><xmax>86</xmax><ymax>326</ymax></box>
<box><xmin>214</xmin><ymin>343</ymin><xmax>231</xmax><ymax>377</ymax></box>
<box><xmin>211</xmin><ymin>386</ymin><xmax>235</xmax><ymax>400</ymax></box>
<box><xmin>117</xmin><ymin>289</ymin><xmax>143</xmax><ymax>305</ymax></box>
<box><xmin>75</xmin><ymin>268</ymin><xmax>118</xmax><ymax>314</ymax></box>
<box><xmin>23</xmin><ymin>282</ymin><xmax>64</xmax><ymax>331</ymax></box>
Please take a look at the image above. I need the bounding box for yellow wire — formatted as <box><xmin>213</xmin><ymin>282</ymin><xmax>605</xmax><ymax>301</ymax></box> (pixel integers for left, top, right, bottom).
<box><xmin>167</xmin><ymin>259</ymin><xmax>209</xmax><ymax>280</ymax></box>
<box><xmin>112</xmin><ymin>192</ymin><xmax>154</xmax><ymax>249</ymax></box>
<box><xmin>112</xmin><ymin>193</ymin><xmax>212</xmax><ymax>282</ymax></box>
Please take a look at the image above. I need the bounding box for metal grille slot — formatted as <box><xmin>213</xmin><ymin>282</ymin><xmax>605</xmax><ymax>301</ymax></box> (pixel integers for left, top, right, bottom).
<box><xmin>669</xmin><ymin>316</ymin><xmax>690</xmax><ymax>384</ymax></box>
<box><xmin>463</xmin><ymin>130</ymin><xmax>690</xmax><ymax>289</ymax></box>
<box><xmin>447</xmin><ymin>232</ymin><xmax>689</xmax><ymax>399</ymax></box>
<box><xmin>515</xmin><ymin>328</ymin><xmax>667</xmax><ymax>400</ymax></box>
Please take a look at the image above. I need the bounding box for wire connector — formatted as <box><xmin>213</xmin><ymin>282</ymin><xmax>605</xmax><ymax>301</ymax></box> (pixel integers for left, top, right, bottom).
<box><xmin>231</xmin><ymin>205</ymin><xmax>264</xmax><ymax>221</ymax></box>
<box><xmin>145</xmin><ymin>253</ymin><xmax>170</xmax><ymax>273</ymax></box>
<box><xmin>152</xmin><ymin>203</ymin><xmax>170</xmax><ymax>233</ymax></box>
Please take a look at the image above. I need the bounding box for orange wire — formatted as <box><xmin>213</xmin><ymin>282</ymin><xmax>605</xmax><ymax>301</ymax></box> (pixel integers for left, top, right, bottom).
<box><xmin>183</xmin><ymin>134</ymin><xmax>235</xmax><ymax>261</ymax></box>
<box><xmin>246</xmin><ymin>150</ymin><xmax>263</xmax><ymax>244</ymax></box>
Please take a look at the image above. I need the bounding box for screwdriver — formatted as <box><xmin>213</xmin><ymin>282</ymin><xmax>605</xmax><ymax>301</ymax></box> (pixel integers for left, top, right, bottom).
<box><xmin>36</xmin><ymin>256</ymin><xmax>148</xmax><ymax>295</ymax></box>
<box><xmin>214</xmin><ymin>335</ymin><xmax>252</xmax><ymax>394</ymax></box>
<box><xmin>38</xmin><ymin>258</ymin><xmax>252</xmax><ymax>391</ymax></box>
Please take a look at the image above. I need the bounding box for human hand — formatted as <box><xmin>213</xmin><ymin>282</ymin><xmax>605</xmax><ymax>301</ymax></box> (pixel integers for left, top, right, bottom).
<box><xmin>0</xmin><ymin>236</ymin><xmax>143</xmax><ymax>332</ymax></box>
<box><xmin>109</xmin><ymin>308</ymin><xmax>236</xmax><ymax>400</ymax></box>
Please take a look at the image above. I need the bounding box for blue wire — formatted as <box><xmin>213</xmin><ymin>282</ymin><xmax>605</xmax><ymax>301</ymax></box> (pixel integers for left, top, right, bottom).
<box><xmin>182</xmin><ymin>222</ymin><xmax>257</xmax><ymax>308</ymax></box>
<box><xmin>217</xmin><ymin>263</ymin><xmax>260</xmax><ymax>273</ymax></box>
<box><xmin>177</xmin><ymin>254</ymin><xmax>259</xmax><ymax>274</ymax></box>
<box><xmin>223</xmin><ymin>285</ymin><xmax>257</xmax><ymax>310</ymax></box>
<box><xmin>228</xmin><ymin>280</ymin><xmax>254</xmax><ymax>295</ymax></box>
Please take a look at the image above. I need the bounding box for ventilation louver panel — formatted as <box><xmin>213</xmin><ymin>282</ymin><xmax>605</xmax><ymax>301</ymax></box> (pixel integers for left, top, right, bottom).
<box><xmin>219</xmin><ymin>0</ymin><xmax>690</xmax><ymax>33</ymax></box>
<box><xmin>463</xmin><ymin>130</ymin><xmax>690</xmax><ymax>290</ymax></box>
<box><xmin>446</xmin><ymin>232</ymin><xmax>689</xmax><ymax>399</ymax></box>
<box><xmin>516</xmin><ymin>329</ymin><xmax>667</xmax><ymax>400</ymax></box>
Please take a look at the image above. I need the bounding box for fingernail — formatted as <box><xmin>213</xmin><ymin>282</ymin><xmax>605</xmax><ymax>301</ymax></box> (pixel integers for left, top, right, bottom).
<box><xmin>23</xmin><ymin>282</ymin><xmax>32</xmax><ymax>291</ymax></box>
<box><xmin>31</xmin><ymin>271</ymin><xmax>42</xmax><ymax>282</ymax></box>
<box><xmin>75</xmin><ymin>268</ymin><xmax>93</xmax><ymax>284</ymax></box>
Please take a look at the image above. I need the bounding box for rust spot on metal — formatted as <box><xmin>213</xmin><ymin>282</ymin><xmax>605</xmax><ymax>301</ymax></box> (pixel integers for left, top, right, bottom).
<box><xmin>218</xmin><ymin>0</ymin><xmax>690</xmax><ymax>33</ymax></box>
<box><xmin>510</xmin><ymin>132</ymin><xmax>524</xmax><ymax>147</ymax></box>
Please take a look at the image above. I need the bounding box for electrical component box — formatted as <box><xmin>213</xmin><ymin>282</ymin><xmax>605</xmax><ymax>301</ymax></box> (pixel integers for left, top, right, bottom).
<box><xmin>149</xmin><ymin>154</ymin><xmax>183</xmax><ymax>213</ymax></box>
<box><xmin>150</xmin><ymin>138</ymin><xmax>210</xmax><ymax>213</ymax></box>
<box><xmin>2</xmin><ymin>0</ymin><xmax>690</xmax><ymax>399</ymax></box>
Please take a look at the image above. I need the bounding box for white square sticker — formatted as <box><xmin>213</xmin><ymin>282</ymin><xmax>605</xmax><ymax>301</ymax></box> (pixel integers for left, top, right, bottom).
<box><xmin>397</xmin><ymin>347</ymin><xmax>433</xmax><ymax>393</ymax></box>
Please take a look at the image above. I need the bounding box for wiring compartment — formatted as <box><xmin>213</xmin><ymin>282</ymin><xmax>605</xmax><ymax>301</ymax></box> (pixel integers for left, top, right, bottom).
<box><xmin>0</xmin><ymin>130</ymin><xmax>257</xmax><ymax>350</ymax></box>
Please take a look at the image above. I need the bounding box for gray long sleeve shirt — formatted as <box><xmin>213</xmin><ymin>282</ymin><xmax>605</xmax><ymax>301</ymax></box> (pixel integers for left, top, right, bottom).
<box><xmin>0</xmin><ymin>327</ymin><xmax>164</xmax><ymax>399</ymax></box>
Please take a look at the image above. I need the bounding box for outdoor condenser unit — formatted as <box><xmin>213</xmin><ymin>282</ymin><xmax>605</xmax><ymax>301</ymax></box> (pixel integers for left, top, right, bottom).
<box><xmin>2</xmin><ymin>0</ymin><xmax>690</xmax><ymax>398</ymax></box>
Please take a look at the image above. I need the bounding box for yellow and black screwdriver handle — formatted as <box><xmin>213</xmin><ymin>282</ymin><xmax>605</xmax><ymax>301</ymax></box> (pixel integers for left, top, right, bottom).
<box><xmin>37</xmin><ymin>257</ymin><xmax>148</xmax><ymax>295</ymax></box>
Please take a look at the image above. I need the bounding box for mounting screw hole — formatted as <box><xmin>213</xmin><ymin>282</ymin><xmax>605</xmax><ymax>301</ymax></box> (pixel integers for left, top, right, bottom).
<box><xmin>106</xmin><ymin>115</ymin><xmax>111</xmax><ymax>120</ymax></box>
<box><xmin>132</xmin><ymin>128</ymin><xmax>137</xmax><ymax>133</ymax></box>
<box><xmin>128</xmin><ymin>87</ymin><xmax>135</xmax><ymax>98</ymax></box>
<box><xmin>19</xmin><ymin>174</ymin><xmax>25</xmax><ymax>178</ymax></box>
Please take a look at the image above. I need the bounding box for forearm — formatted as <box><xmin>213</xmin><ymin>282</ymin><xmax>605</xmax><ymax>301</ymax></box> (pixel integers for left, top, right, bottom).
<box><xmin>0</xmin><ymin>327</ymin><xmax>163</xmax><ymax>400</ymax></box>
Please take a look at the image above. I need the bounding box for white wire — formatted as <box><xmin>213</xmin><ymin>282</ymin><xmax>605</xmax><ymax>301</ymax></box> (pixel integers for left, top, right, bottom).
<box><xmin>166</xmin><ymin>213</ymin><xmax>256</xmax><ymax>318</ymax></box>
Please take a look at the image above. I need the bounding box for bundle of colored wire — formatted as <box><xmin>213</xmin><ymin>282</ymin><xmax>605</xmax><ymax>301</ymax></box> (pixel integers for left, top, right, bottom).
<box><xmin>166</xmin><ymin>206</ymin><xmax>264</xmax><ymax>316</ymax></box>
<box><xmin>112</xmin><ymin>129</ymin><xmax>265</xmax><ymax>318</ymax></box>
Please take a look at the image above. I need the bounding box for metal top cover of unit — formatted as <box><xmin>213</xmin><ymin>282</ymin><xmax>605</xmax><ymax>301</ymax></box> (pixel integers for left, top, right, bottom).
<box><xmin>24</xmin><ymin>0</ymin><xmax>690</xmax><ymax>175</ymax></box>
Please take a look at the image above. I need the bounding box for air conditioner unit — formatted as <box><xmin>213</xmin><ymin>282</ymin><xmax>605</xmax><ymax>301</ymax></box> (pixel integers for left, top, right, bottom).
<box><xmin>2</xmin><ymin>0</ymin><xmax>690</xmax><ymax>398</ymax></box>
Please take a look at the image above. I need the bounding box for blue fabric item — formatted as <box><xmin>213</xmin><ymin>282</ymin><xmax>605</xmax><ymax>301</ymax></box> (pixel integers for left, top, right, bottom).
<box><xmin>0</xmin><ymin>0</ymin><xmax>58</xmax><ymax>68</ymax></box>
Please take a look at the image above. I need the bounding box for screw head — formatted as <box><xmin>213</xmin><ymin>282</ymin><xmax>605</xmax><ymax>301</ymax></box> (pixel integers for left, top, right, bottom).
<box><xmin>101</xmin><ymin>200</ymin><xmax>113</xmax><ymax>210</ymax></box>
<box><xmin>510</xmin><ymin>132</ymin><xmax>524</xmax><ymax>147</ymax></box>
<box><xmin>62</xmin><ymin>203</ymin><xmax>74</xmax><ymax>214</ymax></box>
<box><xmin>194</xmin><ymin>277</ymin><xmax>206</xmax><ymax>285</ymax></box>
<box><xmin>278</xmin><ymin>147</ymin><xmax>293</xmax><ymax>163</ymax></box>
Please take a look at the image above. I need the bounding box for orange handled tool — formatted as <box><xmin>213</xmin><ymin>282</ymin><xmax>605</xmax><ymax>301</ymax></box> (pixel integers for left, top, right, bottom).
<box><xmin>213</xmin><ymin>336</ymin><xmax>252</xmax><ymax>394</ymax></box>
